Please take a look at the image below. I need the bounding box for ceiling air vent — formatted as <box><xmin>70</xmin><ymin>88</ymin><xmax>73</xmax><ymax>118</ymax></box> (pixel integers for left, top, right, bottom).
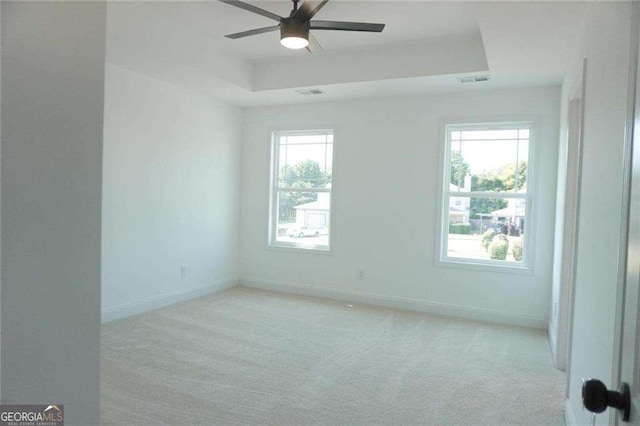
<box><xmin>296</xmin><ymin>88</ymin><xmax>324</xmax><ymax>95</ymax></box>
<box><xmin>458</xmin><ymin>75</ymin><xmax>490</xmax><ymax>83</ymax></box>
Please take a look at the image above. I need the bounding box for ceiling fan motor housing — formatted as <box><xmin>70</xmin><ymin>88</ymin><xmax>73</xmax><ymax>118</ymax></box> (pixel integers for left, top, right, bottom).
<box><xmin>280</xmin><ymin>17</ymin><xmax>310</xmax><ymax>41</ymax></box>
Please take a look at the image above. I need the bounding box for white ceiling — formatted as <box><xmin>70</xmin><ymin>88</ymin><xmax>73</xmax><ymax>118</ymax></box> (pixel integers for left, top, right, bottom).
<box><xmin>106</xmin><ymin>1</ymin><xmax>587</xmax><ymax>106</ymax></box>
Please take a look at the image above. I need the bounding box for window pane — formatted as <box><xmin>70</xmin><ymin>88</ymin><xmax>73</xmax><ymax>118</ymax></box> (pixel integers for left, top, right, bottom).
<box><xmin>515</xmin><ymin>139</ymin><xmax>529</xmax><ymax>194</ymax></box>
<box><xmin>275</xmin><ymin>190</ymin><xmax>330</xmax><ymax>247</ymax></box>
<box><xmin>449</xmin><ymin>148</ymin><xmax>472</xmax><ymax>192</ymax></box>
<box><xmin>284</xmin><ymin>134</ymin><xmax>328</xmax><ymax>145</ymax></box>
<box><xmin>446</xmin><ymin>197</ymin><xmax>526</xmax><ymax>263</ymax></box>
<box><xmin>450</xmin><ymin>129</ymin><xmax>529</xmax><ymax>194</ymax></box>
<box><xmin>461</xmin><ymin>129</ymin><xmax>519</xmax><ymax>140</ymax></box>
<box><xmin>278</xmin><ymin>133</ymin><xmax>333</xmax><ymax>189</ymax></box>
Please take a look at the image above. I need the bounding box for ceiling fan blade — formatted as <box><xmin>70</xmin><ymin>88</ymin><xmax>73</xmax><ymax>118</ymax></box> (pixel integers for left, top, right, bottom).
<box><xmin>219</xmin><ymin>0</ymin><xmax>282</xmax><ymax>22</ymax></box>
<box><xmin>294</xmin><ymin>0</ymin><xmax>329</xmax><ymax>22</ymax></box>
<box><xmin>310</xmin><ymin>20</ymin><xmax>385</xmax><ymax>32</ymax></box>
<box><xmin>306</xmin><ymin>32</ymin><xmax>323</xmax><ymax>52</ymax></box>
<box><xmin>225</xmin><ymin>25</ymin><xmax>280</xmax><ymax>39</ymax></box>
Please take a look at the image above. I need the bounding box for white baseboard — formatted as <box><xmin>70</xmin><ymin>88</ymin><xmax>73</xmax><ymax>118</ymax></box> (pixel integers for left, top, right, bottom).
<box><xmin>240</xmin><ymin>279</ymin><xmax>547</xmax><ymax>329</ymax></box>
<box><xmin>548</xmin><ymin>320</ymin><xmax>569</xmax><ymax>371</ymax></box>
<box><xmin>102</xmin><ymin>278</ymin><xmax>237</xmax><ymax>323</ymax></box>
<box><xmin>565</xmin><ymin>398</ymin><xmax>576</xmax><ymax>426</ymax></box>
<box><xmin>548</xmin><ymin>321</ymin><xmax>558</xmax><ymax>364</ymax></box>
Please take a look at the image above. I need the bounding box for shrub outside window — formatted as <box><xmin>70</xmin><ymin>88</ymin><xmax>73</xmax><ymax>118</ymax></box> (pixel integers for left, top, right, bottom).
<box><xmin>269</xmin><ymin>130</ymin><xmax>334</xmax><ymax>251</ymax></box>
<box><xmin>439</xmin><ymin>123</ymin><xmax>533</xmax><ymax>269</ymax></box>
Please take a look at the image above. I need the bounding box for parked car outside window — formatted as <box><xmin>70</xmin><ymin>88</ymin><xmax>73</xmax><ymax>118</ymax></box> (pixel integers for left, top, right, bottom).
<box><xmin>287</xmin><ymin>226</ymin><xmax>321</xmax><ymax>238</ymax></box>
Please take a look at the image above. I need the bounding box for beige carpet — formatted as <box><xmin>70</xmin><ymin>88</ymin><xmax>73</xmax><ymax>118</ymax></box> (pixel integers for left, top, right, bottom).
<box><xmin>101</xmin><ymin>286</ymin><xmax>565</xmax><ymax>425</ymax></box>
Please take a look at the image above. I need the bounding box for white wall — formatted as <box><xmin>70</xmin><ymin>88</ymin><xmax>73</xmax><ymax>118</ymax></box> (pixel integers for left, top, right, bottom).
<box><xmin>101</xmin><ymin>64</ymin><xmax>242</xmax><ymax>322</ymax></box>
<box><xmin>240</xmin><ymin>87</ymin><xmax>560</xmax><ymax>328</ymax></box>
<box><xmin>253</xmin><ymin>34</ymin><xmax>488</xmax><ymax>91</ymax></box>
<box><xmin>1</xmin><ymin>2</ymin><xmax>106</xmax><ymax>424</ymax></box>
<box><xmin>562</xmin><ymin>3</ymin><xmax>635</xmax><ymax>425</ymax></box>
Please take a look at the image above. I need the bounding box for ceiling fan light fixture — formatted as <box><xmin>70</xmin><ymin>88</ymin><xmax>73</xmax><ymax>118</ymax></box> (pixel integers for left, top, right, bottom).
<box><xmin>281</xmin><ymin>36</ymin><xmax>308</xmax><ymax>49</ymax></box>
<box><xmin>280</xmin><ymin>18</ymin><xmax>310</xmax><ymax>49</ymax></box>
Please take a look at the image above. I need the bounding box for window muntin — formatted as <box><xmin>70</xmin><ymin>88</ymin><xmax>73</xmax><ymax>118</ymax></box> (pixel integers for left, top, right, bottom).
<box><xmin>270</xmin><ymin>130</ymin><xmax>333</xmax><ymax>251</ymax></box>
<box><xmin>441</xmin><ymin>123</ymin><xmax>532</xmax><ymax>268</ymax></box>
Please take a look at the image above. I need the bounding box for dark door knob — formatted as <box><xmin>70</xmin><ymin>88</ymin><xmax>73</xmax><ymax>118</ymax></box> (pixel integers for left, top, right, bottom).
<box><xmin>582</xmin><ymin>379</ymin><xmax>630</xmax><ymax>422</ymax></box>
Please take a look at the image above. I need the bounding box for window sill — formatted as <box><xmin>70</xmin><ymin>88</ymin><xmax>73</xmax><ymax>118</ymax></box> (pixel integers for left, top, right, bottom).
<box><xmin>267</xmin><ymin>243</ymin><xmax>333</xmax><ymax>256</ymax></box>
<box><xmin>435</xmin><ymin>257</ymin><xmax>533</xmax><ymax>275</ymax></box>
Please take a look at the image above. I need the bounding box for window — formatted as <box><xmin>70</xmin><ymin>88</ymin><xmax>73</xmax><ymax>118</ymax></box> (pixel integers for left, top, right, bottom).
<box><xmin>439</xmin><ymin>123</ymin><xmax>533</xmax><ymax>268</ymax></box>
<box><xmin>269</xmin><ymin>130</ymin><xmax>334</xmax><ymax>251</ymax></box>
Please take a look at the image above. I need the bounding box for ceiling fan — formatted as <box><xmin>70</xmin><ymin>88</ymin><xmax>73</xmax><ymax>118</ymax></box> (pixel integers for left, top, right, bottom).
<box><xmin>220</xmin><ymin>0</ymin><xmax>385</xmax><ymax>51</ymax></box>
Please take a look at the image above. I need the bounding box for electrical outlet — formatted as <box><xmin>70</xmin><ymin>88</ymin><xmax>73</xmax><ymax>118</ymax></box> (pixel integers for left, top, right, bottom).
<box><xmin>357</xmin><ymin>268</ymin><xmax>364</xmax><ymax>280</ymax></box>
<box><xmin>180</xmin><ymin>265</ymin><xmax>187</xmax><ymax>279</ymax></box>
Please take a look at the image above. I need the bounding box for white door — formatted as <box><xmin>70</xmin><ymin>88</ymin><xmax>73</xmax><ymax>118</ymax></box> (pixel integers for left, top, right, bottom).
<box><xmin>616</xmin><ymin>13</ymin><xmax>640</xmax><ymax>420</ymax></box>
<box><xmin>617</xmin><ymin>5</ymin><xmax>640</xmax><ymax>422</ymax></box>
<box><xmin>582</xmin><ymin>5</ymin><xmax>640</xmax><ymax>424</ymax></box>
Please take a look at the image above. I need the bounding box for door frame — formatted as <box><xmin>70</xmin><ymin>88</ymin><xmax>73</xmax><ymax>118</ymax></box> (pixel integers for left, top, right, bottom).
<box><xmin>563</xmin><ymin>60</ymin><xmax>586</xmax><ymax>386</ymax></box>
<box><xmin>559</xmin><ymin>61</ymin><xmax>587</xmax><ymax>375</ymax></box>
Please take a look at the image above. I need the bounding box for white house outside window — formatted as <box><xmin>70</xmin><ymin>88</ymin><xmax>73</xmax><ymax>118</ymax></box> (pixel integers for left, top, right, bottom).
<box><xmin>269</xmin><ymin>130</ymin><xmax>334</xmax><ymax>251</ymax></box>
<box><xmin>439</xmin><ymin>122</ymin><xmax>534</xmax><ymax>269</ymax></box>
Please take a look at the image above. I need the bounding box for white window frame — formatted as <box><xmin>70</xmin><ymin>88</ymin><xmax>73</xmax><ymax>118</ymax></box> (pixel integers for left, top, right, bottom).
<box><xmin>268</xmin><ymin>129</ymin><xmax>335</xmax><ymax>253</ymax></box>
<box><xmin>436</xmin><ymin>121</ymin><xmax>536</xmax><ymax>273</ymax></box>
